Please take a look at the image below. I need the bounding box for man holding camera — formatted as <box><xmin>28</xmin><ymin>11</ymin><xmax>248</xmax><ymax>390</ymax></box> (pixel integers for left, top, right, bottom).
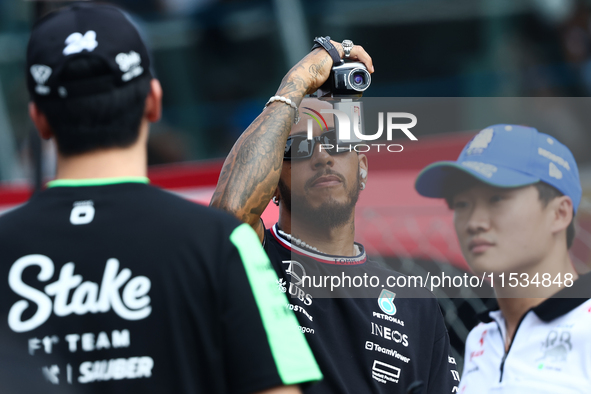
<box><xmin>0</xmin><ymin>4</ymin><xmax>323</xmax><ymax>393</ymax></box>
<box><xmin>415</xmin><ymin>124</ymin><xmax>591</xmax><ymax>393</ymax></box>
<box><xmin>211</xmin><ymin>37</ymin><xmax>458</xmax><ymax>393</ymax></box>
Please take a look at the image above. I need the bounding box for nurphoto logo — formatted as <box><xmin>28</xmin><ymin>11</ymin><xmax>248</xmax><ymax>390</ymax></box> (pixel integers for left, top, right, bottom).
<box><xmin>306</xmin><ymin>107</ymin><xmax>417</xmax><ymax>153</ymax></box>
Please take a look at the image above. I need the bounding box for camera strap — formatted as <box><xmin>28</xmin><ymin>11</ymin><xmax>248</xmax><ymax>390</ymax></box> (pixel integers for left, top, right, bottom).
<box><xmin>311</xmin><ymin>36</ymin><xmax>342</xmax><ymax>67</ymax></box>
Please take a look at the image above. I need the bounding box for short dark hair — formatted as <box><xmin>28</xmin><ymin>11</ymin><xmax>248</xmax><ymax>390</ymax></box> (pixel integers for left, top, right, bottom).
<box><xmin>34</xmin><ymin>56</ymin><xmax>151</xmax><ymax>156</ymax></box>
<box><xmin>442</xmin><ymin>170</ymin><xmax>576</xmax><ymax>249</ymax></box>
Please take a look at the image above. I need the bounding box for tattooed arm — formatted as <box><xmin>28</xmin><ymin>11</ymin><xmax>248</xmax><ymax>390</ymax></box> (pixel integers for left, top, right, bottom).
<box><xmin>210</xmin><ymin>41</ymin><xmax>374</xmax><ymax>241</ymax></box>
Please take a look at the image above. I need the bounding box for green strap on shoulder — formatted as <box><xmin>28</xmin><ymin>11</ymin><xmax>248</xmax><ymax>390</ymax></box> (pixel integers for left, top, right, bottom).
<box><xmin>230</xmin><ymin>223</ymin><xmax>322</xmax><ymax>384</ymax></box>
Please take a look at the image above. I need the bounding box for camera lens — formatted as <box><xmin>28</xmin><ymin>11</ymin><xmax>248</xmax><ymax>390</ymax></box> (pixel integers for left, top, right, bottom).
<box><xmin>347</xmin><ymin>67</ymin><xmax>371</xmax><ymax>92</ymax></box>
<box><xmin>353</xmin><ymin>73</ymin><xmax>365</xmax><ymax>85</ymax></box>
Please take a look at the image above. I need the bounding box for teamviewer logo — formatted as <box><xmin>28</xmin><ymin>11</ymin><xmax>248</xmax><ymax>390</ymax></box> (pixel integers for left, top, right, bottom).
<box><xmin>365</xmin><ymin>341</ymin><xmax>374</xmax><ymax>350</ymax></box>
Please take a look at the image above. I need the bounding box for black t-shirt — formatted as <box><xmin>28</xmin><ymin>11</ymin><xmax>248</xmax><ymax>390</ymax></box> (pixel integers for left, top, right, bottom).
<box><xmin>264</xmin><ymin>224</ymin><xmax>459</xmax><ymax>394</ymax></box>
<box><xmin>0</xmin><ymin>179</ymin><xmax>321</xmax><ymax>394</ymax></box>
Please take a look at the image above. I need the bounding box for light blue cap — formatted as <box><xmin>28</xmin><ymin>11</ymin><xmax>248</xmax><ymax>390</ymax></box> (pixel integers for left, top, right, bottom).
<box><xmin>415</xmin><ymin>124</ymin><xmax>582</xmax><ymax>213</ymax></box>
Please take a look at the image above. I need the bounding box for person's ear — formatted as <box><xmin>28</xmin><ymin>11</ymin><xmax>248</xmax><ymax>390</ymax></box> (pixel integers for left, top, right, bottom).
<box><xmin>272</xmin><ymin>187</ymin><xmax>281</xmax><ymax>206</ymax></box>
<box><xmin>549</xmin><ymin>195</ymin><xmax>573</xmax><ymax>235</ymax></box>
<box><xmin>28</xmin><ymin>102</ymin><xmax>53</xmax><ymax>140</ymax></box>
<box><xmin>145</xmin><ymin>79</ymin><xmax>162</xmax><ymax>123</ymax></box>
<box><xmin>358</xmin><ymin>154</ymin><xmax>368</xmax><ymax>190</ymax></box>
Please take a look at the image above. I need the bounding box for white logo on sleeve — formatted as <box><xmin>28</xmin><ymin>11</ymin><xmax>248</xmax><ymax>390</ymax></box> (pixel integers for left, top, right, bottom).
<box><xmin>70</xmin><ymin>201</ymin><xmax>95</xmax><ymax>225</ymax></box>
<box><xmin>63</xmin><ymin>31</ymin><xmax>98</xmax><ymax>56</ymax></box>
<box><xmin>549</xmin><ymin>162</ymin><xmax>563</xmax><ymax>179</ymax></box>
<box><xmin>115</xmin><ymin>51</ymin><xmax>143</xmax><ymax>82</ymax></box>
<box><xmin>31</xmin><ymin>65</ymin><xmax>52</xmax><ymax>95</ymax></box>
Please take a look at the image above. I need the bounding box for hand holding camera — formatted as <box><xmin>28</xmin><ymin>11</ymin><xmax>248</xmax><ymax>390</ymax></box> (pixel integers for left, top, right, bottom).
<box><xmin>317</xmin><ymin>59</ymin><xmax>371</xmax><ymax>98</ymax></box>
<box><xmin>279</xmin><ymin>37</ymin><xmax>374</xmax><ymax>99</ymax></box>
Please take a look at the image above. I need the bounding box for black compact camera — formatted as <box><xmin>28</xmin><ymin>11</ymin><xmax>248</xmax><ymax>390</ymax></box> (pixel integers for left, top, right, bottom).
<box><xmin>317</xmin><ymin>60</ymin><xmax>371</xmax><ymax>98</ymax></box>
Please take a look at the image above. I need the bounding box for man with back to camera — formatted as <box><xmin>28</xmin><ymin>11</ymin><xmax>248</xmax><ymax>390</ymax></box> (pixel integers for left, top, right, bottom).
<box><xmin>210</xmin><ymin>36</ymin><xmax>459</xmax><ymax>393</ymax></box>
<box><xmin>415</xmin><ymin>124</ymin><xmax>591</xmax><ymax>393</ymax></box>
<box><xmin>0</xmin><ymin>3</ymin><xmax>323</xmax><ymax>393</ymax></box>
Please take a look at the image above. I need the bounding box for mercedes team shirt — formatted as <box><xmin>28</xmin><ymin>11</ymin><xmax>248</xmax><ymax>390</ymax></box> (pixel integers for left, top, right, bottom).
<box><xmin>0</xmin><ymin>179</ymin><xmax>322</xmax><ymax>393</ymax></box>
<box><xmin>460</xmin><ymin>273</ymin><xmax>591</xmax><ymax>394</ymax></box>
<box><xmin>264</xmin><ymin>224</ymin><xmax>459</xmax><ymax>394</ymax></box>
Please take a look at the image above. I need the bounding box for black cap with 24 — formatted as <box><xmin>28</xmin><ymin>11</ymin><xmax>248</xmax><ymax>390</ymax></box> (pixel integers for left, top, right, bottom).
<box><xmin>26</xmin><ymin>3</ymin><xmax>152</xmax><ymax>100</ymax></box>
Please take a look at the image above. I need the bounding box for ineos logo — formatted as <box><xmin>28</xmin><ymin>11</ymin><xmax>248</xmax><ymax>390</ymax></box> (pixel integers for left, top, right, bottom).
<box><xmin>371</xmin><ymin>322</ymin><xmax>409</xmax><ymax>347</ymax></box>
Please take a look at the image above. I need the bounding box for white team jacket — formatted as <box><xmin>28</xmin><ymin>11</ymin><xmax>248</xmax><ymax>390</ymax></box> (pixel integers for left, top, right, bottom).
<box><xmin>459</xmin><ymin>273</ymin><xmax>591</xmax><ymax>394</ymax></box>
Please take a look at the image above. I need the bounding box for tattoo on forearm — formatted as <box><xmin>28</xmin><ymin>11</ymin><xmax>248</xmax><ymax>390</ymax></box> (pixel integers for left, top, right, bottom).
<box><xmin>278</xmin><ymin>66</ymin><xmax>309</xmax><ymax>97</ymax></box>
<box><xmin>211</xmin><ymin>55</ymin><xmax>332</xmax><ymax>225</ymax></box>
<box><xmin>211</xmin><ymin>103</ymin><xmax>293</xmax><ymax>224</ymax></box>
<box><xmin>308</xmin><ymin>56</ymin><xmax>329</xmax><ymax>83</ymax></box>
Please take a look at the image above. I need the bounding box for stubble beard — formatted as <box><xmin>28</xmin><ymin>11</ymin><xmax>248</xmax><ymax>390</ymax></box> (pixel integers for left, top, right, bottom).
<box><xmin>278</xmin><ymin>169</ymin><xmax>360</xmax><ymax>230</ymax></box>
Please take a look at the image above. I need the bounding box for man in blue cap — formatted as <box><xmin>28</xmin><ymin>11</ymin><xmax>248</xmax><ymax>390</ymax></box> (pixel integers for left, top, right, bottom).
<box><xmin>415</xmin><ymin>124</ymin><xmax>591</xmax><ymax>393</ymax></box>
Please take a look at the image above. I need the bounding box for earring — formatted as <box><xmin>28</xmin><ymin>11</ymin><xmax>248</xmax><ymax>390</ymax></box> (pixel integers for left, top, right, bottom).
<box><xmin>272</xmin><ymin>196</ymin><xmax>280</xmax><ymax>206</ymax></box>
<box><xmin>360</xmin><ymin>168</ymin><xmax>367</xmax><ymax>178</ymax></box>
<box><xmin>360</xmin><ymin>182</ymin><xmax>366</xmax><ymax>190</ymax></box>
